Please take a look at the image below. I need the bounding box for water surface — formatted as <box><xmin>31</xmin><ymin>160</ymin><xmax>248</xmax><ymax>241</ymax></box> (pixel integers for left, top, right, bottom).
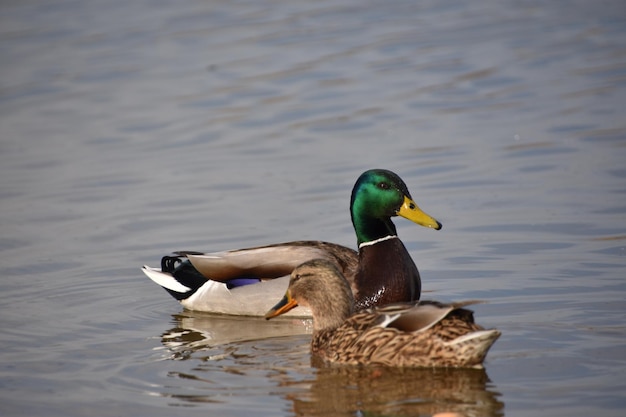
<box><xmin>1</xmin><ymin>1</ymin><xmax>625</xmax><ymax>416</ymax></box>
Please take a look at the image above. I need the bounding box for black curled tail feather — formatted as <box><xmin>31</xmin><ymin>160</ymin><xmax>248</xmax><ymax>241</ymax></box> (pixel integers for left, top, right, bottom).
<box><xmin>160</xmin><ymin>255</ymin><xmax>209</xmax><ymax>301</ymax></box>
<box><xmin>161</xmin><ymin>255</ymin><xmax>184</xmax><ymax>273</ymax></box>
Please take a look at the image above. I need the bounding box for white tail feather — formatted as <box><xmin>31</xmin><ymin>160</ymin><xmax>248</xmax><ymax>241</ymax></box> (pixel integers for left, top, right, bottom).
<box><xmin>141</xmin><ymin>266</ymin><xmax>191</xmax><ymax>293</ymax></box>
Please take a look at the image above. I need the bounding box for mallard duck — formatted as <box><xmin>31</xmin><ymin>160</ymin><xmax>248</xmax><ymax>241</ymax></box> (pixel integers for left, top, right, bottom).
<box><xmin>265</xmin><ymin>259</ymin><xmax>500</xmax><ymax>368</ymax></box>
<box><xmin>142</xmin><ymin>169</ymin><xmax>441</xmax><ymax>316</ymax></box>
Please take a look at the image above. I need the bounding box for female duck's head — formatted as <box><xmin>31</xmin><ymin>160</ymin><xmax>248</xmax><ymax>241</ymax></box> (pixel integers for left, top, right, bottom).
<box><xmin>265</xmin><ymin>259</ymin><xmax>355</xmax><ymax>331</ymax></box>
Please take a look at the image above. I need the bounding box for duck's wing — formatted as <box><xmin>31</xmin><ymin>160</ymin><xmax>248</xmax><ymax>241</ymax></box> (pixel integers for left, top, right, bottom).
<box><xmin>185</xmin><ymin>241</ymin><xmax>358</xmax><ymax>282</ymax></box>
<box><xmin>368</xmin><ymin>300</ymin><xmax>485</xmax><ymax>332</ymax></box>
<box><xmin>335</xmin><ymin>301</ymin><xmax>499</xmax><ymax>368</ymax></box>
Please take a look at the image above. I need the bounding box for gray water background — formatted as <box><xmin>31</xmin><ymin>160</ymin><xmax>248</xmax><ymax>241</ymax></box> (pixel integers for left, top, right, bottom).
<box><xmin>1</xmin><ymin>0</ymin><xmax>625</xmax><ymax>416</ymax></box>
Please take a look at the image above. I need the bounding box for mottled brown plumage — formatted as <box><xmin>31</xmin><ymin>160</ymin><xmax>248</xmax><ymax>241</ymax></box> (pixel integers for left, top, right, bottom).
<box><xmin>266</xmin><ymin>259</ymin><xmax>500</xmax><ymax>368</ymax></box>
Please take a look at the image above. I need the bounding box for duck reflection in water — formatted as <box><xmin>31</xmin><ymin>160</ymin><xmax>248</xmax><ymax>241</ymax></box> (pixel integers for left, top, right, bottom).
<box><xmin>290</xmin><ymin>365</ymin><xmax>504</xmax><ymax>417</ymax></box>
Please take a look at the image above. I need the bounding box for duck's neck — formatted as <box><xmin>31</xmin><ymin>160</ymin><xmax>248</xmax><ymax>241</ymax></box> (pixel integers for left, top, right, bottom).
<box><xmin>309</xmin><ymin>291</ymin><xmax>354</xmax><ymax>333</ymax></box>
<box><xmin>352</xmin><ymin>215</ymin><xmax>398</xmax><ymax>246</ymax></box>
<box><xmin>312</xmin><ymin>307</ymin><xmax>351</xmax><ymax>333</ymax></box>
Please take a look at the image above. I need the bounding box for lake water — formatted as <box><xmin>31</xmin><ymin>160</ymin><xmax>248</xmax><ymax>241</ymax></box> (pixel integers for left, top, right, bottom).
<box><xmin>1</xmin><ymin>0</ymin><xmax>625</xmax><ymax>416</ymax></box>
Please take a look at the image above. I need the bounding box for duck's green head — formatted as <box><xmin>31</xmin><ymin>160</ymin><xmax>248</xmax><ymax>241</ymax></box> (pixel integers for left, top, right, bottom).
<box><xmin>350</xmin><ymin>169</ymin><xmax>442</xmax><ymax>245</ymax></box>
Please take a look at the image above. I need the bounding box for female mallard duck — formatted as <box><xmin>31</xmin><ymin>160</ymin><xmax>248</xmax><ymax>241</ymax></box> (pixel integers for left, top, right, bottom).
<box><xmin>266</xmin><ymin>259</ymin><xmax>500</xmax><ymax>368</ymax></box>
<box><xmin>142</xmin><ymin>169</ymin><xmax>441</xmax><ymax>316</ymax></box>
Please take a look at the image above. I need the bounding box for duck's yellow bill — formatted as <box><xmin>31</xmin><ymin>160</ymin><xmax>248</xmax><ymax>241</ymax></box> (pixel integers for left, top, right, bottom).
<box><xmin>397</xmin><ymin>196</ymin><xmax>442</xmax><ymax>230</ymax></box>
<box><xmin>265</xmin><ymin>290</ymin><xmax>298</xmax><ymax>319</ymax></box>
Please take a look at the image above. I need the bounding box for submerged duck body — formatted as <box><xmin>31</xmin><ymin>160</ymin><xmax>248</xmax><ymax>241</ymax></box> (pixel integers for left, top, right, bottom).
<box><xmin>142</xmin><ymin>169</ymin><xmax>441</xmax><ymax>315</ymax></box>
<box><xmin>265</xmin><ymin>259</ymin><xmax>500</xmax><ymax>368</ymax></box>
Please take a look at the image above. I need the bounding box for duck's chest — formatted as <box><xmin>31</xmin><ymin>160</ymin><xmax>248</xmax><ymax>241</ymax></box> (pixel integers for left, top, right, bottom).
<box><xmin>353</xmin><ymin>237</ymin><xmax>420</xmax><ymax>309</ymax></box>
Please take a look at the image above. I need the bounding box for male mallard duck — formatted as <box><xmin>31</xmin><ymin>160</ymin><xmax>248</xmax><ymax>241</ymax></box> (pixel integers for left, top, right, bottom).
<box><xmin>142</xmin><ymin>169</ymin><xmax>441</xmax><ymax>316</ymax></box>
<box><xmin>265</xmin><ymin>259</ymin><xmax>500</xmax><ymax>368</ymax></box>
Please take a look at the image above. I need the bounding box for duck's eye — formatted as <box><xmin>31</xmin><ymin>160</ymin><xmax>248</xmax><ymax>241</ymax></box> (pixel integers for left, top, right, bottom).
<box><xmin>378</xmin><ymin>182</ymin><xmax>390</xmax><ymax>190</ymax></box>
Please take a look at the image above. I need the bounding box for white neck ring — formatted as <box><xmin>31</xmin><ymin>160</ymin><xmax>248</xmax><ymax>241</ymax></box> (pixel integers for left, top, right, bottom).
<box><xmin>359</xmin><ymin>235</ymin><xmax>397</xmax><ymax>249</ymax></box>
